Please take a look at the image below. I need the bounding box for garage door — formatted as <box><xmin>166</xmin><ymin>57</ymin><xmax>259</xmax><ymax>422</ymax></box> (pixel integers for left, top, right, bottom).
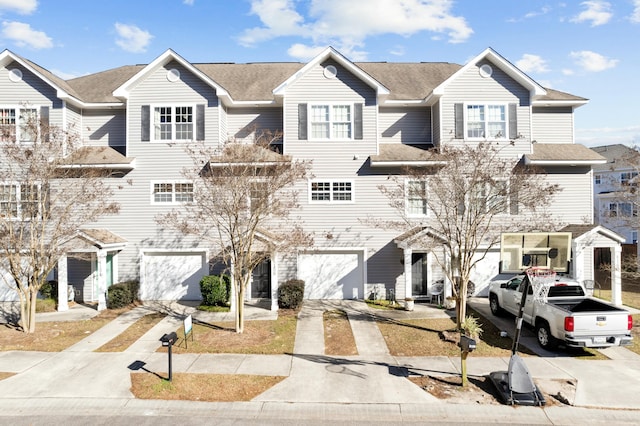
<box><xmin>298</xmin><ymin>251</ymin><xmax>364</xmax><ymax>299</ymax></box>
<box><xmin>141</xmin><ymin>252</ymin><xmax>207</xmax><ymax>301</ymax></box>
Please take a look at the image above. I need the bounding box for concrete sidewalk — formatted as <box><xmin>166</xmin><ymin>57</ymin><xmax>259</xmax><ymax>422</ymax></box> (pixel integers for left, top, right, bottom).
<box><xmin>0</xmin><ymin>298</ymin><xmax>639</xmax><ymax>423</ymax></box>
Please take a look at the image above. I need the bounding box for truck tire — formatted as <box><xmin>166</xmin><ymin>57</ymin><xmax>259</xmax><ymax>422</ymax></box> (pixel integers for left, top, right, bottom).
<box><xmin>536</xmin><ymin>321</ymin><xmax>558</xmax><ymax>350</ymax></box>
<box><xmin>489</xmin><ymin>293</ymin><xmax>503</xmax><ymax>316</ymax></box>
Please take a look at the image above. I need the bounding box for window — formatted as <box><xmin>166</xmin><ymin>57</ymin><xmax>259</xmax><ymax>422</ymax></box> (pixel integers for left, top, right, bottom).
<box><xmin>249</xmin><ymin>181</ymin><xmax>268</xmax><ymax>213</ymax></box>
<box><xmin>607</xmin><ymin>202</ymin><xmax>637</xmax><ymax>218</ymax></box>
<box><xmin>0</xmin><ymin>107</ymin><xmax>38</xmax><ymax>143</ymax></box>
<box><xmin>471</xmin><ymin>180</ymin><xmax>509</xmax><ymax>214</ymax></box>
<box><xmin>153</xmin><ymin>106</ymin><xmax>193</xmax><ymax>141</ymax></box>
<box><xmin>152</xmin><ymin>182</ymin><xmax>193</xmax><ymax>204</ymax></box>
<box><xmin>594</xmin><ymin>174</ymin><xmax>601</xmax><ymax>185</ymax></box>
<box><xmin>465</xmin><ymin>104</ymin><xmax>506</xmax><ymax>139</ymax></box>
<box><xmin>310</xmin><ymin>181</ymin><xmax>353</xmax><ymax>202</ymax></box>
<box><xmin>633</xmin><ymin>232</ymin><xmax>638</xmax><ymax>244</ymax></box>
<box><xmin>309</xmin><ymin>104</ymin><xmax>352</xmax><ymax>140</ymax></box>
<box><xmin>407</xmin><ymin>180</ymin><xmax>427</xmax><ymax>216</ymax></box>
<box><xmin>620</xmin><ymin>172</ymin><xmax>638</xmax><ymax>186</ymax></box>
<box><xmin>0</xmin><ymin>183</ymin><xmax>41</xmax><ymax>219</ymax></box>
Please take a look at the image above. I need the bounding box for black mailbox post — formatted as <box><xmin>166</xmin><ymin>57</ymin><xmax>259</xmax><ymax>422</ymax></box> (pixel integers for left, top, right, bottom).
<box><xmin>160</xmin><ymin>332</ymin><xmax>178</xmax><ymax>381</ymax></box>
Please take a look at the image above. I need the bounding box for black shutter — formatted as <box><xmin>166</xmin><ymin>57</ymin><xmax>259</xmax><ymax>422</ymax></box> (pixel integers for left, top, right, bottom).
<box><xmin>454</xmin><ymin>103</ymin><xmax>464</xmax><ymax>139</ymax></box>
<box><xmin>141</xmin><ymin>105</ymin><xmax>150</xmax><ymax>142</ymax></box>
<box><xmin>508</xmin><ymin>103</ymin><xmax>517</xmax><ymax>139</ymax></box>
<box><xmin>39</xmin><ymin>106</ymin><xmax>49</xmax><ymax>143</ymax></box>
<box><xmin>354</xmin><ymin>103</ymin><xmax>363</xmax><ymax>140</ymax></box>
<box><xmin>196</xmin><ymin>104</ymin><xmax>205</xmax><ymax>140</ymax></box>
<box><xmin>298</xmin><ymin>103</ymin><xmax>307</xmax><ymax>140</ymax></box>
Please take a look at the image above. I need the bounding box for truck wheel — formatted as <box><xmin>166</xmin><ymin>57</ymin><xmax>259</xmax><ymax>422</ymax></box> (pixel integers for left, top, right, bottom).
<box><xmin>536</xmin><ymin>322</ymin><xmax>558</xmax><ymax>350</ymax></box>
<box><xmin>489</xmin><ymin>294</ymin><xmax>503</xmax><ymax>316</ymax></box>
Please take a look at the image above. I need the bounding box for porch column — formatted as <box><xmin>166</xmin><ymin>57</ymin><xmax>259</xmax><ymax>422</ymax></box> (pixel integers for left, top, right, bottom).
<box><xmin>97</xmin><ymin>251</ymin><xmax>108</xmax><ymax>311</ymax></box>
<box><xmin>612</xmin><ymin>244</ymin><xmax>622</xmax><ymax>306</ymax></box>
<box><xmin>404</xmin><ymin>249</ymin><xmax>412</xmax><ymax>299</ymax></box>
<box><xmin>56</xmin><ymin>255</ymin><xmax>69</xmax><ymax>312</ymax></box>
<box><xmin>270</xmin><ymin>254</ymin><xmax>278</xmax><ymax>311</ymax></box>
<box><xmin>573</xmin><ymin>242</ymin><xmax>584</xmax><ymax>282</ymax></box>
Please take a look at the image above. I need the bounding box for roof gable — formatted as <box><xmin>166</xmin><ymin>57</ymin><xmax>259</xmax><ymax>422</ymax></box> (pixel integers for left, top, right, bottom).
<box><xmin>112</xmin><ymin>49</ymin><xmax>230</xmax><ymax>102</ymax></box>
<box><xmin>272</xmin><ymin>46</ymin><xmax>389</xmax><ymax>100</ymax></box>
<box><xmin>431</xmin><ymin>47</ymin><xmax>546</xmax><ymax>102</ymax></box>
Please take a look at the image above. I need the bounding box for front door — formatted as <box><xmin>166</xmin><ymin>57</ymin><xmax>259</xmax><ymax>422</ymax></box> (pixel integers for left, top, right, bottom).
<box><xmin>251</xmin><ymin>259</ymin><xmax>271</xmax><ymax>298</ymax></box>
<box><xmin>411</xmin><ymin>253</ymin><xmax>429</xmax><ymax>297</ymax></box>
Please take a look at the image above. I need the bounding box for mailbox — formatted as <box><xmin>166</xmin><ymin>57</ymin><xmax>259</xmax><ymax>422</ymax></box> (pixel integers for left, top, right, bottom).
<box><xmin>458</xmin><ymin>335</ymin><xmax>477</xmax><ymax>352</ymax></box>
<box><xmin>160</xmin><ymin>332</ymin><xmax>178</xmax><ymax>347</ymax></box>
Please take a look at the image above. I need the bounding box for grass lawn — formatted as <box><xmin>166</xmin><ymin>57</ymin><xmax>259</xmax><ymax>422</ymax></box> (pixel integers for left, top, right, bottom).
<box><xmin>0</xmin><ymin>307</ymin><xmax>131</xmax><ymax>352</ymax></box>
<box><xmin>130</xmin><ymin>372</ymin><xmax>284</xmax><ymax>402</ymax></box>
<box><xmin>323</xmin><ymin>309</ymin><xmax>357</xmax><ymax>356</ymax></box>
<box><xmin>95</xmin><ymin>312</ymin><xmax>166</xmax><ymax>352</ymax></box>
<box><xmin>164</xmin><ymin>309</ymin><xmax>297</xmax><ymax>355</ymax></box>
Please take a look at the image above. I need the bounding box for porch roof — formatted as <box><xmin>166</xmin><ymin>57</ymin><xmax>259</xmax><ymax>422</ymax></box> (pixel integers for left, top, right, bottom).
<box><xmin>524</xmin><ymin>144</ymin><xmax>606</xmax><ymax>166</ymax></box>
<box><xmin>370</xmin><ymin>144</ymin><xmax>445</xmax><ymax>167</ymax></box>
<box><xmin>559</xmin><ymin>224</ymin><xmax>625</xmax><ymax>244</ymax></box>
<box><xmin>60</xmin><ymin>146</ymin><xmax>135</xmax><ymax>169</ymax></box>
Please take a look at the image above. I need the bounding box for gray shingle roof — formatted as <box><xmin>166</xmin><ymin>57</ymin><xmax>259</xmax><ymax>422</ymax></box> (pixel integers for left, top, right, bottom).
<box><xmin>62</xmin><ymin>58</ymin><xmax>584</xmax><ymax>104</ymax></box>
<box><xmin>590</xmin><ymin>144</ymin><xmax>638</xmax><ymax>172</ymax></box>
<box><xmin>526</xmin><ymin>144</ymin><xmax>606</xmax><ymax>162</ymax></box>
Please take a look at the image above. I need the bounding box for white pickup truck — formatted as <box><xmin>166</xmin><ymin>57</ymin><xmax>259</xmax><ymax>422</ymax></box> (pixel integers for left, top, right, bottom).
<box><xmin>489</xmin><ymin>275</ymin><xmax>633</xmax><ymax>350</ymax></box>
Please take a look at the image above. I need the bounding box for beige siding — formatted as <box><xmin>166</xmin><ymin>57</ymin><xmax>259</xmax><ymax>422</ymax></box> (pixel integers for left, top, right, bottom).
<box><xmin>545</xmin><ymin>166</ymin><xmax>593</xmax><ymax>224</ymax></box>
<box><xmin>531</xmin><ymin>107</ymin><xmax>574</xmax><ymax>144</ymax></box>
<box><xmin>379</xmin><ymin>107</ymin><xmax>431</xmax><ymax>145</ymax></box>
<box><xmin>432</xmin><ymin>101</ymin><xmax>441</xmax><ymax>147</ymax></box>
<box><xmin>440</xmin><ymin>59</ymin><xmax>531</xmax><ymax>157</ymax></box>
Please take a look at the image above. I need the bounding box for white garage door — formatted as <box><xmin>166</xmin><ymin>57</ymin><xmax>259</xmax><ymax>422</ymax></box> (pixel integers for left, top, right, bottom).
<box><xmin>141</xmin><ymin>252</ymin><xmax>207</xmax><ymax>301</ymax></box>
<box><xmin>298</xmin><ymin>251</ymin><xmax>364</xmax><ymax>299</ymax></box>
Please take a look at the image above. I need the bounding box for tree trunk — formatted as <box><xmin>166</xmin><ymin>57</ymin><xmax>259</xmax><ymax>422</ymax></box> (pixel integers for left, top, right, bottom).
<box><xmin>235</xmin><ymin>278</ymin><xmax>245</xmax><ymax>334</ymax></box>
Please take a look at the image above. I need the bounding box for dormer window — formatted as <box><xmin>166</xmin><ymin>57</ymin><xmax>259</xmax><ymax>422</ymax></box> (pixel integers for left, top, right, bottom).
<box><xmin>310</xmin><ymin>104</ymin><xmax>352</xmax><ymax>140</ymax></box>
<box><xmin>154</xmin><ymin>106</ymin><xmax>193</xmax><ymax>141</ymax></box>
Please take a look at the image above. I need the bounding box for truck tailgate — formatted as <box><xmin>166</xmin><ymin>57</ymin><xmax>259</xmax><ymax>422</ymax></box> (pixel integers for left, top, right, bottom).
<box><xmin>571</xmin><ymin>312</ymin><xmax>630</xmax><ymax>343</ymax></box>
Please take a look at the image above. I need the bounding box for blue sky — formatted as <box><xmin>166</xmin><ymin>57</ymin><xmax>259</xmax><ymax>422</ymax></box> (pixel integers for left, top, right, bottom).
<box><xmin>0</xmin><ymin>0</ymin><xmax>638</xmax><ymax>148</ymax></box>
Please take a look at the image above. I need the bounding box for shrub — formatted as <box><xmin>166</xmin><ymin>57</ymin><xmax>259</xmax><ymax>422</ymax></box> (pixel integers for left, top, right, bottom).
<box><xmin>107</xmin><ymin>281</ymin><xmax>139</xmax><ymax>309</ymax></box>
<box><xmin>40</xmin><ymin>280</ymin><xmax>57</xmax><ymax>301</ymax></box>
<box><xmin>200</xmin><ymin>275</ymin><xmax>230</xmax><ymax>307</ymax></box>
<box><xmin>278</xmin><ymin>279</ymin><xmax>305</xmax><ymax>309</ymax></box>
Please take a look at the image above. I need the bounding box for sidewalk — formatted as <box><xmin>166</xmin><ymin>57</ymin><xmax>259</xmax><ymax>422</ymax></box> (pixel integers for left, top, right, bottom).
<box><xmin>0</xmin><ymin>298</ymin><xmax>639</xmax><ymax>423</ymax></box>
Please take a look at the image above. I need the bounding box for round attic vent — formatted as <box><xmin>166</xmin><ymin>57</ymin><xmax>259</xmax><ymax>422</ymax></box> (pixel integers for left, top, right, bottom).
<box><xmin>479</xmin><ymin>64</ymin><xmax>493</xmax><ymax>78</ymax></box>
<box><xmin>323</xmin><ymin>65</ymin><xmax>337</xmax><ymax>79</ymax></box>
<box><xmin>167</xmin><ymin>68</ymin><xmax>180</xmax><ymax>82</ymax></box>
<box><xmin>8</xmin><ymin>68</ymin><xmax>23</xmax><ymax>82</ymax></box>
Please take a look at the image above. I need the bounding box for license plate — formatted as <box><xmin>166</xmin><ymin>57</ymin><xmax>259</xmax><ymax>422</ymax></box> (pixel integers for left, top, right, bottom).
<box><xmin>594</xmin><ymin>336</ymin><xmax>606</xmax><ymax>344</ymax></box>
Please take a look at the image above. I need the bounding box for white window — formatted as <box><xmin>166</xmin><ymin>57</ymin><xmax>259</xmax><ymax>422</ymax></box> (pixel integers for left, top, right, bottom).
<box><xmin>607</xmin><ymin>202</ymin><xmax>637</xmax><ymax>218</ymax></box>
<box><xmin>0</xmin><ymin>107</ymin><xmax>38</xmax><ymax>143</ymax></box>
<box><xmin>309</xmin><ymin>104</ymin><xmax>352</xmax><ymax>140</ymax></box>
<box><xmin>471</xmin><ymin>180</ymin><xmax>509</xmax><ymax>214</ymax></box>
<box><xmin>153</xmin><ymin>106</ymin><xmax>193</xmax><ymax>141</ymax></box>
<box><xmin>465</xmin><ymin>104</ymin><xmax>507</xmax><ymax>139</ymax></box>
<box><xmin>620</xmin><ymin>172</ymin><xmax>638</xmax><ymax>186</ymax></box>
<box><xmin>310</xmin><ymin>180</ymin><xmax>353</xmax><ymax>202</ymax></box>
<box><xmin>0</xmin><ymin>183</ymin><xmax>41</xmax><ymax>219</ymax></box>
<box><xmin>152</xmin><ymin>182</ymin><xmax>193</xmax><ymax>204</ymax></box>
<box><xmin>406</xmin><ymin>180</ymin><xmax>427</xmax><ymax>216</ymax></box>
<box><xmin>594</xmin><ymin>174</ymin><xmax>601</xmax><ymax>185</ymax></box>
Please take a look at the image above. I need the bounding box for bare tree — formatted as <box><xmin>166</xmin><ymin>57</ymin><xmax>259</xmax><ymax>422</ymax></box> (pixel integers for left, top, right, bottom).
<box><xmin>0</xmin><ymin>112</ymin><xmax>119</xmax><ymax>333</ymax></box>
<box><xmin>375</xmin><ymin>143</ymin><xmax>560</xmax><ymax>327</ymax></box>
<box><xmin>158</xmin><ymin>131</ymin><xmax>312</xmax><ymax>333</ymax></box>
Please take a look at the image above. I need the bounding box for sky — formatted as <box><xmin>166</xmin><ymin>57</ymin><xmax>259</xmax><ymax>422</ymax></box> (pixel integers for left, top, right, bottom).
<box><xmin>0</xmin><ymin>0</ymin><xmax>638</xmax><ymax>148</ymax></box>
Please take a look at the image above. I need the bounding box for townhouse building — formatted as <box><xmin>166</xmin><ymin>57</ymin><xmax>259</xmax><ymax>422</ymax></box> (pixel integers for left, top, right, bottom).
<box><xmin>0</xmin><ymin>46</ymin><xmax>625</xmax><ymax>309</ymax></box>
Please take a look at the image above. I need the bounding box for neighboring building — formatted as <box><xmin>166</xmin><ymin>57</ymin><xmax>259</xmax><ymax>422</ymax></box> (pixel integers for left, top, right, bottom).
<box><xmin>0</xmin><ymin>46</ymin><xmax>625</xmax><ymax>308</ymax></box>
<box><xmin>592</xmin><ymin>144</ymin><xmax>639</xmax><ymax>245</ymax></box>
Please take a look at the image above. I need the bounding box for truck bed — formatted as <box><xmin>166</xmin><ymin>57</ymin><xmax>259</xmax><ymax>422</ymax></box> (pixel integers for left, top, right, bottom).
<box><xmin>548</xmin><ymin>298</ymin><xmax>625</xmax><ymax>313</ymax></box>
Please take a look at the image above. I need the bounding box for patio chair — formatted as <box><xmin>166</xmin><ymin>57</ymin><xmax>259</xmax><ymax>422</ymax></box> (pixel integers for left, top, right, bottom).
<box><xmin>430</xmin><ymin>281</ymin><xmax>444</xmax><ymax>305</ymax></box>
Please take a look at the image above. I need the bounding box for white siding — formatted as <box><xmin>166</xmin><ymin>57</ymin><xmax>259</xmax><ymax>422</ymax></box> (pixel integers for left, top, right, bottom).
<box><xmin>545</xmin><ymin>166</ymin><xmax>593</xmax><ymax>224</ymax></box>
<box><xmin>82</xmin><ymin>109</ymin><xmax>126</xmax><ymax>150</ymax></box>
<box><xmin>227</xmin><ymin>107</ymin><xmax>282</xmax><ymax>143</ymax></box>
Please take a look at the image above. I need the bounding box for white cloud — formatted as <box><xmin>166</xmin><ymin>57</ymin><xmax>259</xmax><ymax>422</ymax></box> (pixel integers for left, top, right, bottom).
<box><xmin>631</xmin><ymin>0</ymin><xmax>640</xmax><ymax>23</ymax></box>
<box><xmin>1</xmin><ymin>21</ymin><xmax>52</xmax><ymax>49</ymax></box>
<box><xmin>570</xmin><ymin>50</ymin><xmax>618</xmax><ymax>72</ymax></box>
<box><xmin>114</xmin><ymin>23</ymin><xmax>153</xmax><ymax>53</ymax></box>
<box><xmin>287</xmin><ymin>43</ymin><xmax>327</xmax><ymax>60</ymax></box>
<box><xmin>0</xmin><ymin>0</ymin><xmax>37</xmax><ymax>14</ymax></box>
<box><xmin>516</xmin><ymin>54</ymin><xmax>549</xmax><ymax>73</ymax></box>
<box><xmin>570</xmin><ymin>1</ymin><xmax>612</xmax><ymax>26</ymax></box>
<box><xmin>562</xmin><ymin>68</ymin><xmax>575</xmax><ymax>76</ymax></box>
<box><xmin>239</xmin><ymin>0</ymin><xmax>473</xmax><ymax>59</ymax></box>
<box><xmin>183</xmin><ymin>0</ymin><xmax>194</xmax><ymax>4</ymax></box>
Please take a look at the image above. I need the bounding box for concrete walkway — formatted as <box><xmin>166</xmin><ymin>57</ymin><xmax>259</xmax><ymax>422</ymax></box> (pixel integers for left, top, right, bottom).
<box><xmin>0</xmin><ymin>298</ymin><xmax>640</xmax><ymax>423</ymax></box>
